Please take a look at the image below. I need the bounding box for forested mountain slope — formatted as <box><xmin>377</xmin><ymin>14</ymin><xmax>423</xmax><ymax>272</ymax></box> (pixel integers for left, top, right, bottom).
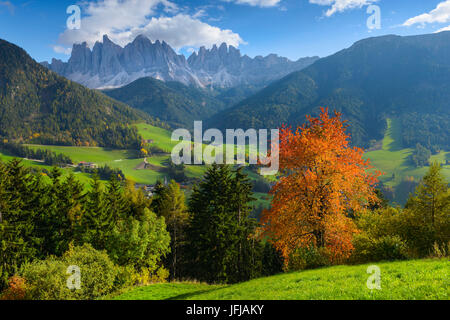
<box><xmin>104</xmin><ymin>77</ymin><xmax>225</xmax><ymax>128</ymax></box>
<box><xmin>208</xmin><ymin>32</ymin><xmax>450</xmax><ymax>149</ymax></box>
<box><xmin>0</xmin><ymin>39</ymin><xmax>153</xmax><ymax>148</ymax></box>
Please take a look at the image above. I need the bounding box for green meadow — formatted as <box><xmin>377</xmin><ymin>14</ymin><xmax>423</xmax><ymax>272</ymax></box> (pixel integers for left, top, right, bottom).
<box><xmin>364</xmin><ymin>119</ymin><xmax>450</xmax><ymax>188</ymax></box>
<box><xmin>2</xmin><ymin>120</ymin><xmax>447</xmax><ymax>196</ymax></box>
<box><xmin>114</xmin><ymin>259</ymin><xmax>449</xmax><ymax>300</ymax></box>
<box><xmin>20</xmin><ymin>144</ymin><xmax>166</xmax><ymax>185</ymax></box>
<box><xmin>136</xmin><ymin>123</ymin><xmax>179</xmax><ymax>152</ymax></box>
<box><xmin>0</xmin><ymin>148</ymin><xmax>94</xmax><ymax>186</ymax></box>
<box><xmin>1</xmin><ymin>123</ymin><xmax>272</xmax><ymax>187</ymax></box>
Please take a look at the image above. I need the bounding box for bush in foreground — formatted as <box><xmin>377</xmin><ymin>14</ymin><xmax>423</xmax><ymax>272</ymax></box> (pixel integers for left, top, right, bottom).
<box><xmin>20</xmin><ymin>244</ymin><xmax>119</xmax><ymax>300</ymax></box>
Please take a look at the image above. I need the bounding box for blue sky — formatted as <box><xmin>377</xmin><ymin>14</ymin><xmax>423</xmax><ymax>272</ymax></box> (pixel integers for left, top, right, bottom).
<box><xmin>1</xmin><ymin>0</ymin><xmax>449</xmax><ymax>63</ymax></box>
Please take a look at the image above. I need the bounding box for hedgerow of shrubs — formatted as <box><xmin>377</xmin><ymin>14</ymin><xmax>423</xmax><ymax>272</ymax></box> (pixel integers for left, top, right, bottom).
<box><xmin>2</xmin><ymin>242</ymin><xmax>170</xmax><ymax>300</ymax></box>
<box><xmin>287</xmin><ymin>245</ymin><xmax>330</xmax><ymax>271</ymax></box>
<box><xmin>351</xmin><ymin>163</ymin><xmax>449</xmax><ymax>263</ymax></box>
<box><xmin>351</xmin><ymin>234</ymin><xmax>408</xmax><ymax>263</ymax></box>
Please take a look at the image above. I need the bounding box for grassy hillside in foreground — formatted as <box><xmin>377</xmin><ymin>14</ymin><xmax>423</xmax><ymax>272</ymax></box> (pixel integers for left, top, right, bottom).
<box><xmin>364</xmin><ymin>119</ymin><xmax>450</xmax><ymax>188</ymax></box>
<box><xmin>114</xmin><ymin>259</ymin><xmax>449</xmax><ymax>300</ymax></box>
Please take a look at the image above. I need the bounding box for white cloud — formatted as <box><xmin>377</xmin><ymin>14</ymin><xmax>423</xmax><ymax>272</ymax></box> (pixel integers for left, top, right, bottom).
<box><xmin>223</xmin><ymin>0</ymin><xmax>281</xmax><ymax>7</ymax></box>
<box><xmin>403</xmin><ymin>0</ymin><xmax>450</xmax><ymax>27</ymax></box>
<box><xmin>435</xmin><ymin>25</ymin><xmax>450</xmax><ymax>33</ymax></box>
<box><xmin>309</xmin><ymin>0</ymin><xmax>378</xmax><ymax>17</ymax></box>
<box><xmin>129</xmin><ymin>14</ymin><xmax>245</xmax><ymax>49</ymax></box>
<box><xmin>52</xmin><ymin>45</ymin><xmax>72</xmax><ymax>55</ymax></box>
<box><xmin>56</xmin><ymin>0</ymin><xmax>244</xmax><ymax>53</ymax></box>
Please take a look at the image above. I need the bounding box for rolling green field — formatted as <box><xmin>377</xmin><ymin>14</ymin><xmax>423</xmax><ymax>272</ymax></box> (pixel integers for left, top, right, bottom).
<box><xmin>0</xmin><ymin>149</ymin><xmax>95</xmax><ymax>186</ymax></box>
<box><xmin>0</xmin><ymin>124</ymin><xmax>189</xmax><ymax>185</ymax></box>
<box><xmin>136</xmin><ymin>123</ymin><xmax>179</xmax><ymax>153</ymax></box>
<box><xmin>18</xmin><ymin>144</ymin><xmax>168</xmax><ymax>185</ymax></box>
<box><xmin>2</xmin><ymin>120</ymin><xmax>447</xmax><ymax>198</ymax></box>
<box><xmin>0</xmin><ymin>123</ymin><xmax>272</xmax><ymax>187</ymax></box>
<box><xmin>114</xmin><ymin>259</ymin><xmax>449</xmax><ymax>300</ymax></box>
<box><xmin>364</xmin><ymin>119</ymin><xmax>450</xmax><ymax>188</ymax></box>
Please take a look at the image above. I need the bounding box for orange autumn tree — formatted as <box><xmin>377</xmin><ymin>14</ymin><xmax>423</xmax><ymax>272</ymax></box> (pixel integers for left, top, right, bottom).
<box><xmin>261</xmin><ymin>108</ymin><xmax>381</xmax><ymax>265</ymax></box>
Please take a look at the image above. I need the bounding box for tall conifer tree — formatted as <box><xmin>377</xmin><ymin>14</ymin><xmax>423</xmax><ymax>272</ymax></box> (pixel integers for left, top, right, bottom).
<box><xmin>186</xmin><ymin>164</ymin><xmax>258</xmax><ymax>283</ymax></box>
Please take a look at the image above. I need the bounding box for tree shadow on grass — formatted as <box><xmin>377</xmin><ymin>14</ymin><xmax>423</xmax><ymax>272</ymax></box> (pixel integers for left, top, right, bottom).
<box><xmin>166</xmin><ymin>286</ymin><xmax>230</xmax><ymax>300</ymax></box>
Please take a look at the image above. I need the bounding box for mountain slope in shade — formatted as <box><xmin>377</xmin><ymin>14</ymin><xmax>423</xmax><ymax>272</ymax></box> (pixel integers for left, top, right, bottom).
<box><xmin>0</xmin><ymin>38</ymin><xmax>154</xmax><ymax>148</ymax></box>
<box><xmin>103</xmin><ymin>77</ymin><xmax>225</xmax><ymax>128</ymax></box>
<box><xmin>43</xmin><ymin>35</ymin><xmax>319</xmax><ymax>90</ymax></box>
<box><xmin>208</xmin><ymin>32</ymin><xmax>450</xmax><ymax>149</ymax></box>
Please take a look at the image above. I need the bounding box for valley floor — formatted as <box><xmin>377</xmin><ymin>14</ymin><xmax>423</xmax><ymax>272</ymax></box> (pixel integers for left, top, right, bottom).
<box><xmin>113</xmin><ymin>259</ymin><xmax>449</xmax><ymax>300</ymax></box>
<box><xmin>1</xmin><ymin>120</ymin><xmax>448</xmax><ymax>205</ymax></box>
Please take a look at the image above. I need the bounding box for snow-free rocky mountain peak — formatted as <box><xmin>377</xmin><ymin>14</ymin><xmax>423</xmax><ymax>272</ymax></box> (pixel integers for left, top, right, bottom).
<box><xmin>43</xmin><ymin>35</ymin><xmax>319</xmax><ymax>89</ymax></box>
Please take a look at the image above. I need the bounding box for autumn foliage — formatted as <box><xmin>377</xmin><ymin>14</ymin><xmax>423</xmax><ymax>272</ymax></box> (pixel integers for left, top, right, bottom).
<box><xmin>261</xmin><ymin>108</ymin><xmax>381</xmax><ymax>265</ymax></box>
<box><xmin>0</xmin><ymin>276</ymin><xmax>27</xmax><ymax>300</ymax></box>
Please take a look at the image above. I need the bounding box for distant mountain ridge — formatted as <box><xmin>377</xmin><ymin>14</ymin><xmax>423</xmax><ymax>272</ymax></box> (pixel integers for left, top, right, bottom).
<box><xmin>208</xmin><ymin>32</ymin><xmax>450</xmax><ymax>149</ymax></box>
<box><xmin>187</xmin><ymin>43</ymin><xmax>318</xmax><ymax>89</ymax></box>
<box><xmin>42</xmin><ymin>35</ymin><xmax>319</xmax><ymax>89</ymax></box>
<box><xmin>42</xmin><ymin>35</ymin><xmax>200</xmax><ymax>89</ymax></box>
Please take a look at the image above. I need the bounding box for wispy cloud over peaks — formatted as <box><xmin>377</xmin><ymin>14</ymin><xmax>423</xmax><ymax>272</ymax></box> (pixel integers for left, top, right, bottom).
<box><xmin>435</xmin><ymin>25</ymin><xmax>450</xmax><ymax>33</ymax></box>
<box><xmin>309</xmin><ymin>0</ymin><xmax>378</xmax><ymax>17</ymax></box>
<box><xmin>223</xmin><ymin>0</ymin><xmax>281</xmax><ymax>8</ymax></box>
<box><xmin>56</xmin><ymin>0</ymin><xmax>244</xmax><ymax>54</ymax></box>
<box><xmin>403</xmin><ymin>0</ymin><xmax>450</xmax><ymax>34</ymax></box>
